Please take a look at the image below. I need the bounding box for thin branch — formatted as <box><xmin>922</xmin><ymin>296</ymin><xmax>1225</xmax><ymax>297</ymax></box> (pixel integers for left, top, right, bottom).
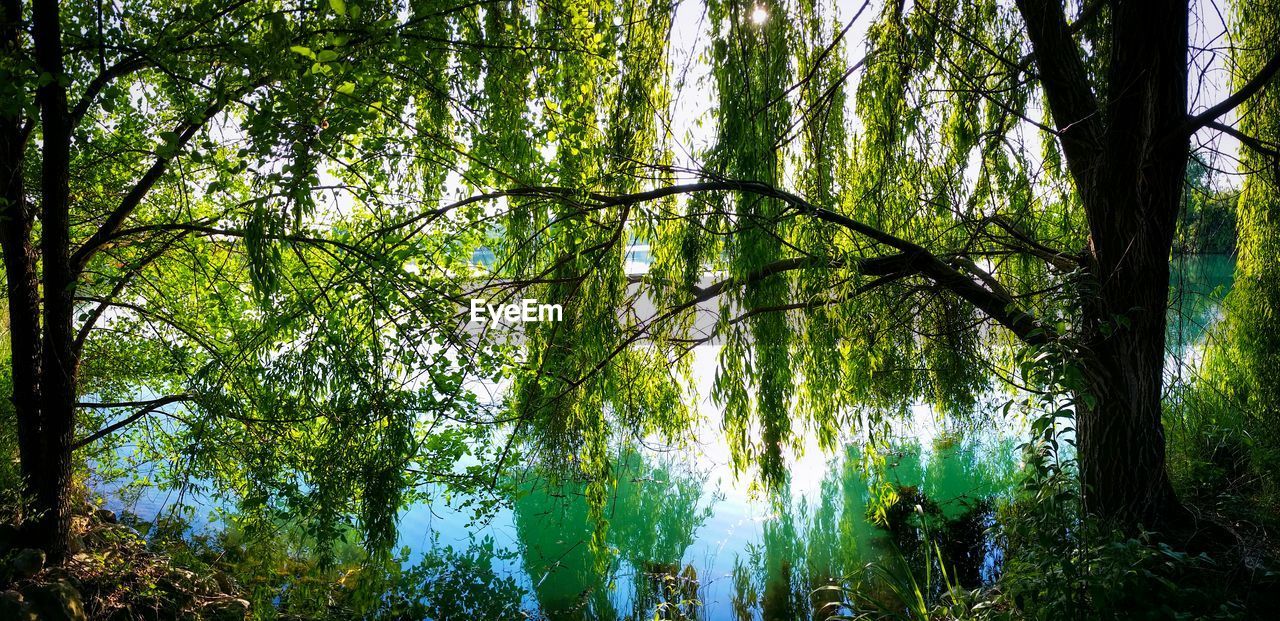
<box><xmin>986</xmin><ymin>216</ymin><xmax>1080</xmax><ymax>271</ymax></box>
<box><xmin>69</xmin><ymin>57</ymin><xmax>148</xmax><ymax>128</ymax></box>
<box><xmin>1204</xmin><ymin>120</ymin><xmax>1280</xmax><ymax>160</ymax></box>
<box><xmin>1181</xmin><ymin>49</ymin><xmax>1280</xmax><ymax>134</ymax></box>
<box><xmin>674</xmin><ymin>271</ymin><xmax>914</xmax><ymax>347</ymax></box>
<box><xmin>490</xmin><ymin>179</ymin><xmax>1056</xmax><ymax>345</ymax></box>
<box><xmin>73</xmin><ymin>234</ymin><xmax>186</xmax><ymax>356</ymax></box>
<box><xmin>72</xmin><ymin>393</ymin><xmax>195</xmax><ymax>450</ymax></box>
<box><xmin>72</xmin><ymin>93</ymin><xmax>233</xmax><ymax>269</ymax></box>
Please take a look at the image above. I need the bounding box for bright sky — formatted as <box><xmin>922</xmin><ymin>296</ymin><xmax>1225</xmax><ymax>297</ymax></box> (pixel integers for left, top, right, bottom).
<box><xmin>660</xmin><ymin>0</ymin><xmax>1244</xmax><ymax>190</ymax></box>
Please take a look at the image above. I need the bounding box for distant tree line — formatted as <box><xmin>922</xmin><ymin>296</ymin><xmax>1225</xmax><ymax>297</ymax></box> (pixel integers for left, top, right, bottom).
<box><xmin>1175</xmin><ymin>159</ymin><xmax>1238</xmax><ymax>255</ymax></box>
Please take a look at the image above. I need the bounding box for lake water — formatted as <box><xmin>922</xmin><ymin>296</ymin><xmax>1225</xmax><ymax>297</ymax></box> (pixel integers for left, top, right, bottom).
<box><xmin>92</xmin><ymin>255</ymin><xmax>1235</xmax><ymax>621</ymax></box>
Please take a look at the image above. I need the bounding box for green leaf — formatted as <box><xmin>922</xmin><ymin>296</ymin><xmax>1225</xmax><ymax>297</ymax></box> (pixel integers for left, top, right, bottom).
<box><xmin>289</xmin><ymin>45</ymin><xmax>314</xmax><ymax>59</ymax></box>
<box><xmin>329</xmin><ymin>0</ymin><xmax>346</xmax><ymax>16</ymax></box>
<box><xmin>336</xmin><ymin>81</ymin><xmax>356</xmax><ymax>95</ymax></box>
<box><xmin>316</xmin><ymin>49</ymin><xmax>339</xmax><ymax>62</ymax></box>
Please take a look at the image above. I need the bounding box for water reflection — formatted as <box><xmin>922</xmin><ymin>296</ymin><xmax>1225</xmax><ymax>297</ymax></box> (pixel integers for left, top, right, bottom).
<box><xmin>91</xmin><ymin>256</ymin><xmax>1235</xmax><ymax>621</ymax></box>
<box><xmin>721</xmin><ymin>431</ymin><xmax>1018</xmax><ymax>621</ymax></box>
<box><xmin>1168</xmin><ymin>254</ymin><xmax>1235</xmax><ymax>357</ymax></box>
<box><xmin>491</xmin><ymin>427</ymin><xmax>1019</xmax><ymax>621</ymax></box>
<box><xmin>510</xmin><ymin>450</ymin><xmax>714</xmax><ymax>620</ymax></box>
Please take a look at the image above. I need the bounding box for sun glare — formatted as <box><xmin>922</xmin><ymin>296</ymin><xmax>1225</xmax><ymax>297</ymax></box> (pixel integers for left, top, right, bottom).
<box><xmin>750</xmin><ymin>5</ymin><xmax>768</xmax><ymax>25</ymax></box>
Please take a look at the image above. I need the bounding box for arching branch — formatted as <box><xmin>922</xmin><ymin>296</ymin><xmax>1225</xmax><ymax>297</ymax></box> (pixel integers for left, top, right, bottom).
<box><xmin>1181</xmin><ymin>50</ymin><xmax>1280</xmax><ymax>135</ymax></box>
<box><xmin>73</xmin><ymin>233</ymin><xmax>188</xmax><ymax>357</ymax></box>
<box><xmin>472</xmin><ymin>180</ymin><xmax>1057</xmax><ymax>345</ymax></box>
<box><xmin>69</xmin><ymin>57</ymin><xmax>148</xmax><ymax>128</ymax></box>
<box><xmin>1014</xmin><ymin>0</ymin><xmax>1103</xmax><ymax>185</ymax></box>
<box><xmin>72</xmin><ymin>393</ymin><xmax>195</xmax><ymax>450</ymax></box>
<box><xmin>1204</xmin><ymin>120</ymin><xmax>1280</xmax><ymax>162</ymax></box>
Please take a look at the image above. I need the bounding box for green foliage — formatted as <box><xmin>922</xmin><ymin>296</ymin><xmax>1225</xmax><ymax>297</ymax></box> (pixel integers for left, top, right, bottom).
<box><xmin>139</xmin><ymin>510</ymin><xmax>528</xmax><ymax>621</ymax></box>
<box><xmin>483</xmin><ymin>0</ymin><xmax>1086</xmax><ymax>513</ymax></box>
<box><xmin>1192</xmin><ymin>0</ymin><xmax>1280</xmax><ymax>505</ymax></box>
<box><xmin>1</xmin><ymin>0</ymin><xmax>1108</xmax><ymax>570</ymax></box>
<box><xmin>0</xmin><ymin>353</ymin><xmax>20</xmax><ymax>517</ymax></box>
<box><xmin>998</xmin><ymin>495</ymin><xmax>1256</xmax><ymax>621</ymax></box>
<box><xmin>992</xmin><ymin>353</ymin><xmax>1273</xmax><ymax>621</ymax></box>
<box><xmin>5</xmin><ymin>0</ymin><xmax>1279</xmax><ymax>617</ymax></box>
<box><xmin>825</xmin><ymin>542</ymin><xmax>983</xmax><ymax>621</ymax></box>
<box><xmin>44</xmin><ymin>0</ymin><xmax>534</xmax><ymax>562</ymax></box>
<box><xmin>1164</xmin><ymin>385</ymin><xmax>1280</xmax><ymax>529</ymax></box>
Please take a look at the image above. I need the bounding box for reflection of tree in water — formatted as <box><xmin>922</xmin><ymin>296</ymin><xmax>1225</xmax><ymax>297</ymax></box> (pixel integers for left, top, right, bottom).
<box><xmin>378</xmin><ymin>536</ymin><xmax>527</xmax><ymax>620</ymax></box>
<box><xmin>731</xmin><ymin>432</ymin><xmax>1019</xmax><ymax>620</ymax></box>
<box><xmin>611</xmin><ymin>451</ymin><xmax>718</xmax><ymax>620</ymax></box>
<box><xmin>510</xmin><ymin>449</ymin><xmax>714</xmax><ymax>620</ymax></box>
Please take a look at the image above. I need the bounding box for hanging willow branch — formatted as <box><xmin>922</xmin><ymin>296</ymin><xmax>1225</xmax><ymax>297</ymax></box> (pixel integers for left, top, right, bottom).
<box><xmin>457</xmin><ymin>179</ymin><xmax>1060</xmax><ymax>345</ymax></box>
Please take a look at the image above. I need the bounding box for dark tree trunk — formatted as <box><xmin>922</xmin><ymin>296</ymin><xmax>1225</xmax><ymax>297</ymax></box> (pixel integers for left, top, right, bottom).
<box><xmin>1</xmin><ymin>0</ymin><xmax>47</xmax><ymax>537</ymax></box>
<box><xmin>1017</xmin><ymin>0</ymin><xmax>1195</xmax><ymax>529</ymax></box>
<box><xmin>1076</xmin><ymin>249</ymin><xmax>1181</xmax><ymax>528</ymax></box>
<box><xmin>24</xmin><ymin>0</ymin><xmax>78</xmax><ymax>560</ymax></box>
<box><xmin>1071</xmin><ymin>0</ymin><xmax>1189</xmax><ymax>529</ymax></box>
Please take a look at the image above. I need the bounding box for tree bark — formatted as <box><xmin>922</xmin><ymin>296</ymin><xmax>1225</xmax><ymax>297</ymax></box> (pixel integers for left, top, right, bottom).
<box><xmin>1</xmin><ymin>0</ymin><xmax>45</xmax><ymax>534</ymax></box>
<box><xmin>1071</xmin><ymin>0</ymin><xmax>1189</xmax><ymax>529</ymax></box>
<box><xmin>1017</xmin><ymin>0</ymin><xmax>1195</xmax><ymax>530</ymax></box>
<box><xmin>1076</xmin><ymin>253</ymin><xmax>1182</xmax><ymax>528</ymax></box>
<box><xmin>27</xmin><ymin>0</ymin><xmax>78</xmax><ymax>560</ymax></box>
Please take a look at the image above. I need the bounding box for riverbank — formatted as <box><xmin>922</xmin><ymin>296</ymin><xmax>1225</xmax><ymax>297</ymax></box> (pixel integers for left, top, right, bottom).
<box><xmin>1</xmin><ymin>498</ymin><xmax>249</xmax><ymax>621</ymax></box>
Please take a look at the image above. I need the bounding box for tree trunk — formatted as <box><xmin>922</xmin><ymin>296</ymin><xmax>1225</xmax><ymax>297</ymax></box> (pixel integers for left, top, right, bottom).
<box><xmin>1</xmin><ymin>0</ymin><xmax>50</xmax><ymax>540</ymax></box>
<box><xmin>1065</xmin><ymin>0</ymin><xmax>1190</xmax><ymax>530</ymax></box>
<box><xmin>1076</xmin><ymin>247</ymin><xmax>1181</xmax><ymax>529</ymax></box>
<box><xmin>24</xmin><ymin>0</ymin><xmax>78</xmax><ymax>560</ymax></box>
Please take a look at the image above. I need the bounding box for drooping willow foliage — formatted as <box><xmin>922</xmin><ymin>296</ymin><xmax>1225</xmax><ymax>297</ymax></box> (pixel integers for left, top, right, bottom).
<box><xmin>1199</xmin><ymin>0</ymin><xmax>1280</xmax><ymax>475</ymax></box>
<box><xmin>18</xmin><ymin>0</ymin><xmax>1249</xmax><ymax>559</ymax></box>
<box><xmin>488</xmin><ymin>0</ymin><xmax>1089</xmax><ymax>498</ymax></box>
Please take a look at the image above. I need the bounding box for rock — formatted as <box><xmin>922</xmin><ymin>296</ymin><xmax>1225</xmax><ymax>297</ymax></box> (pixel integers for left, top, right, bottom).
<box><xmin>163</xmin><ymin>566</ymin><xmax>217</xmax><ymax>595</ymax></box>
<box><xmin>23</xmin><ymin>580</ymin><xmax>86</xmax><ymax>621</ymax></box>
<box><xmin>168</xmin><ymin>567</ymin><xmax>199</xmax><ymax>587</ymax></box>
<box><xmin>0</xmin><ymin>590</ymin><xmax>37</xmax><ymax>621</ymax></box>
<box><xmin>211</xmin><ymin>571</ymin><xmax>236</xmax><ymax>594</ymax></box>
<box><xmin>195</xmin><ymin>575</ymin><xmax>219</xmax><ymax>596</ymax></box>
<box><xmin>94</xmin><ymin>508</ymin><xmax>118</xmax><ymax>524</ymax></box>
<box><xmin>158</xmin><ymin>569</ymin><xmax>200</xmax><ymax>609</ymax></box>
<box><xmin>9</xmin><ymin>548</ymin><xmax>46</xmax><ymax>580</ymax></box>
<box><xmin>105</xmin><ymin>522</ymin><xmax>143</xmax><ymax>541</ymax></box>
<box><xmin>39</xmin><ymin>566</ymin><xmax>82</xmax><ymax>591</ymax></box>
<box><xmin>199</xmin><ymin>598</ymin><xmax>250</xmax><ymax>621</ymax></box>
<box><xmin>66</xmin><ymin>536</ymin><xmax>85</xmax><ymax>555</ymax></box>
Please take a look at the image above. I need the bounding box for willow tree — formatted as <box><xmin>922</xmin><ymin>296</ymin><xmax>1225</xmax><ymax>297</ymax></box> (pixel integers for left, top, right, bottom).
<box><xmin>5</xmin><ymin>0</ymin><xmax>1279</xmax><ymax>564</ymax></box>
<box><xmin>1202</xmin><ymin>0</ymin><xmax>1280</xmax><ymax>475</ymax></box>
<box><xmin>474</xmin><ymin>0</ymin><xmax>1280</xmax><ymax>535</ymax></box>
<box><xmin>0</xmin><ymin>0</ymin><xmax>534</xmax><ymax>559</ymax></box>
